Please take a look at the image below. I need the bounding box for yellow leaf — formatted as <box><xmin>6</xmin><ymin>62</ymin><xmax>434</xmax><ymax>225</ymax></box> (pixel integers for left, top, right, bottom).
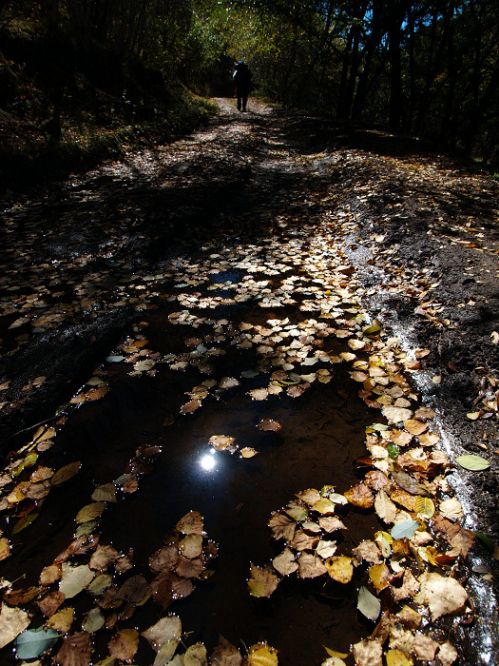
<box><xmin>386</xmin><ymin>649</ymin><xmax>413</xmax><ymax>666</ymax></box>
<box><xmin>312</xmin><ymin>498</ymin><xmax>335</xmax><ymax>514</ymax></box>
<box><xmin>325</xmin><ymin>556</ymin><xmax>353</xmax><ymax>584</ymax></box>
<box><xmin>46</xmin><ymin>607</ymin><xmax>74</xmax><ymax>633</ymax></box>
<box><xmin>368</xmin><ymin>563</ymin><xmax>391</xmax><ymax>591</ymax></box>
<box><xmin>324</xmin><ymin>646</ymin><xmax>349</xmax><ymax>658</ymax></box>
<box><xmin>415</xmin><ymin>496</ymin><xmax>435</xmax><ymax>519</ymax></box>
<box><xmin>248</xmin><ymin>644</ymin><xmax>278</xmax><ymax>666</ymax></box>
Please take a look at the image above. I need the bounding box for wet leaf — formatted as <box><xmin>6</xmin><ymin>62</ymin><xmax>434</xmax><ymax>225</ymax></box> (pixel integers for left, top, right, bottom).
<box><xmin>268</xmin><ymin>512</ymin><xmax>296</xmax><ymax>541</ymax></box>
<box><xmin>312</xmin><ymin>498</ymin><xmax>336</xmax><ymax>514</ymax></box>
<box><xmin>209</xmin><ymin>435</ymin><xmax>235</xmax><ymax>451</ymax></box>
<box><xmin>344</xmin><ymin>483</ymin><xmax>374</xmax><ymax>509</ymax></box>
<box><xmin>15</xmin><ymin>627</ymin><xmax>60</xmax><ymax>660</ymax></box>
<box><xmin>90</xmin><ymin>545</ymin><xmax>119</xmax><ymax>571</ymax></box>
<box><xmin>257</xmin><ymin>419</ymin><xmax>282</xmax><ymax>432</ymax></box>
<box><xmin>179</xmin><ymin>534</ymin><xmax>203</xmax><ymax>559</ymax></box>
<box><xmin>382</xmin><ymin>406</ymin><xmax>413</xmax><ymax>424</ymax></box>
<box><xmin>54</xmin><ymin>632</ymin><xmax>92</xmax><ymax>666</ymax></box>
<box><xmin>240</xmin><ymin>447</ymin><xmax>259</xmax><ymax>458</ymax></box>
<box><xmin>352</xmin><ymin>639</ymin><xmax>382</xmax><ymax>666</ymax></box>
<box><xmin>247</xmin><ymin>644</ymin><xmax>278</xmax><ymax>666</ymax></box>
<box><xmin>40</xmin><ymin>564</ymin><xmax>61</xmax><ymax>586</ymax></box>
<box><xmin>37</xmin><ymin>591</ymin><xmax>65</xmax><ymax>617</ymax></box>
<box><xmin>0</xmin><ymin>604</ymin><xmax>30</xmax><ymax>649</ymax></box>
<box><xmin>404</xmin><ymin>419</ymin><xmax>428</xmax><ymax>436</ymax></box>
<box><xmin>4</xmin><ymin>586</ymin><xmax>40</xmax><ymax>606</ymax></box>
<box><xmin>142</xmin><ymin>615</ymin><xmax>181</xmax><ymax>659</ymax></box>
<box><xmin>318</xmin><ymin>516</ymin><xmax>346</xmax><ymax>533</ymax></box>
<box><xmin>385</xmin><ymin>649</ymin><xmax>413</xmax><ymax>666</ymax></box>
<box><xmin>286</xmin><ymin>504</ymin><xmax>308</xmax><ymax>521</ymax></box>
<box><xmin>149</xmin><ymin>545</ymin><xmax>179</xmax><ymax>573</ymax></box>
<box><xmin>436</xmin><ymin>642</ymin><xmax>458</xmax><ymax>666</ymax></box>
<box><xmin>272</xmin><ymin>549</ymin><xmax>298</xmax><ymax>576</ymax></box>
<box><xmin>298</xmin><ymin>553</ymin><xmax>327</xmax><ymax>579</ymax></box>
<box><xmin>325</xmin><ymin>556</ymin><xmax>353</xmax><ymax>584</ymax></box>
<box><xmin>91</xmin><ymin>483</ymin><xmax>117</xmax><ymax>503</ymax></box>
<box><xmin>357</xmin><ymin>586</ymin><xmax>381</xmax><ymax>622</ymax></box>
<box><xmin>108</xmin><ymin>628</ymin><xmax>138</xmax><ymax>663</ymax></box>
<box><xmin>316</xmin><ymin>540</ymin><xmax>337</xmax><ymax>559</ymax></box>
<box><xmin>176</xmin><ymin>511</ymin><xmax>204</xmax><ymax>535</ymax></box>
<box><xmin>46</xmin><ymin>607</ymin><xmax>74</xmax><ymax>633</ymax></box>
<box><xmin>417</xmin><ymin>572</ymin><xmax>467</xmax><ymax>619</ymax></box>
<box><xmin>82</xmin><ymin>608</ymin><xmax>105</xmax><ymax>634</ymax></box>
<box><xmin>248</xmin><ymin>388</ymin><xmax>268</xmax><ymax>401</ymax></box>
<box><xmin>75</xmin><ymin>502</ymin><xmax>106</xmax><ymax>524</ymax></box>
<box><xmin>374</xmin><ymin>490</ymin><xmax>397</xmax><ymax>524</ymax></box>
<box><xmin>117</xmin><ymin>575</ymin><xmax>151</xmax><ymax>605</ymax></box>
<box><xmin>59</xmin><ymin>564</ymin><xmax>95</xmax><ymax>599</ymax></box>
<box><xmin>87</xmin><ymin>574</ymin><xmax>113</xmax><ymax>596</ymax></box>
<box><xmin>391</xmin><ymin>520</ymin><xmax>419</xmax><ymax>540</ymax></box>
<box><xmin>368</xmin><ymin>563</ymin><xmax>391</xmax><ymax>591</ymax></box>
<box><xmin>210</xmin><ymin>635</ymin><xmax>242</xmax><ymax>665</ymax></box>
<box><xmin>175</xmin><ymin>556</ymin><xmax>204</xmax><ymax>578</ymax></box>
<box><xmin>415</xmin><ymin>496</ymin><xmax>434</xmax><ymax>518</ymax></box>
<box><xmin>455</xmin><ymin>454</ymin><xmax>490</xmax><ymax>471</ymax></box>
<box><xmin>248</xmin><ymin>565</ymin><xmax>280</xmax><ymax>597</ymax></box>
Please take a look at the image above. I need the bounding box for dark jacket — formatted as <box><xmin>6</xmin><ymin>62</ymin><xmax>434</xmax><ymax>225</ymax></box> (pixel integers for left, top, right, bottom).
<box><xmin>233</xmin><ymin>63</ymin><xmax>252</xmax><ymax>94</ymax></box>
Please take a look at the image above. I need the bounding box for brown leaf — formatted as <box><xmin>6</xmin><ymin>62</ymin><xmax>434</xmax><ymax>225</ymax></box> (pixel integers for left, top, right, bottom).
<box><xmin>268</xmin><ymin>511</ymin><xmax>296</xmax><ymax>541</ymax></box>
<box><xmin>344</xmin><ymin>483</ymin><xmax>374</xmax><ymax>509</ymax></box>
<box><xmin>108</xmin><ymin>628</ymin><xmax>139</xmax><ymax>662</ymax></box>
<box><xmin>272</xmin><ymin>548</ymin><xmax>298</xmax><ymax>576</ymax></box>
<box><xmin>211</xmin><ymin>636</ymin><xmax>243</xmax><ymax>665</ymax></box>
<box><xmin>175</xmin><ymin>556</ymin><xmax>204</xmax><ymax>579</ymax></box>
<box><xmin>326</xmin><ymin>556</ymin><xmax>353</xmax><ymax>584</ymax></box>
<box><xmin>432</xmin><ymin>515</ymin><xmax>474</xmax><ymax>557</ymax></box>
<box><xmin>352</xmin><ymin>540</ymin><xmax>382</xmax><ymax>565</ymax></box>
<box><xmin>176</xmin><ymin>510</ymin><xmax>204</xmax><ymax>535</ymax></box>
<box><xmin>37</xmin><ymin>591</ymin><xmax>65</xmax><ymax>617</ymax></box>
<box><xmin>417</xmin><ymin>572</ymin><xmax>467</xmax><ymax>620</ymax></box>
<box><xmin>364</xmin><ymin>471</ymin><xmax>389</xmax><ymax>490</ymax></box>
<box><xmin>90</xmin><ymin>545</ymin><xmax>119</xmax><ymax>571</ymax></box>
<box><xmin>0</xmin><ymin>604</ymin><xmax>30</xmax><ymax>650</ymax></box>
<box><xmin>391</xmin><ymin>570</ymin><xmax>420</xmax><ymax>602</ymax></box>
<box><xmin>257</xmin><ymin>419</ymin><xmax>282</xmax><ymax>432</ymax></box>
<box><xmin>149</xmin><ymin>545</ymin><xmax>179</xmax><ymax>573</ymax></box>
<box><xmin>248</xmin><ymin>564</ymin><xmax>280</xmax><ymax>597</ymax></box>
<box><xmin>352</xmin><ymin>639</ymin><xmax>383</xmax><ymax>666</ymax></box>
<box><xmin>289</xmin><ymin>530</ymin><xmax>319</xmax><ymax>551</ymax></box>
<box><xmin>4</xmin><ymin>586</ymin><xmax>40</xmax><ymax>606</ymax></box>
<box><xmin>117</xmin><ymin>575</ymin><xmax>151</xmax><ymax>605</ymax></box>
<box><xmin>151</xmin><ymin>573</ymin><xmax>194</xmax><ymax>609</ymax></box>
<box><xmin>54</xmin><ymin>632</ymin><xmax>92</xmax><ymax>666</ymax></box>
<box><xmin>298</xmin><ymin>553</ymin><xmax>327</xmax><ymax>579</ymax></box>
<box><xmin>0</xmin><ymin>538</ymin><xmax>10</xmax><ymax>562</ymax></box>
<box><xmin>318</xmin><ymin>516</ymin><xmax>347</xmax><ymax>533</ymax></box>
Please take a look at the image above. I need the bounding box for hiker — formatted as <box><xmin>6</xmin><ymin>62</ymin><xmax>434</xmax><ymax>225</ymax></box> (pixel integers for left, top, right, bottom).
<box><xmin>233</xmin><ymin>60</ymin><xmax>252</xmax><ymax>112</ymax></box>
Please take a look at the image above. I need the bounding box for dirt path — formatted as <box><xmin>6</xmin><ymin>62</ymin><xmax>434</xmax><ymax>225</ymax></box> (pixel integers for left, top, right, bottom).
<box><xmin>0</xmin><ymin>99</ymin><xmax>497</xmax><ymax>665</ymax></box>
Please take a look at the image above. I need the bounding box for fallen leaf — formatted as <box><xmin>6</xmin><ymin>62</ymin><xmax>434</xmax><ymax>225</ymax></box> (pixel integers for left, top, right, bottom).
<box><xmin>316</xmin><ymin>540</ymin><xmax>337</xmax><ymax>559</ymax></box>
<box><xmin>382</xmin><ymin>407</ymin><xmax>413</xmax><ymax>424</ymax></box>
<box><xmin>385</xmin><ymin>649</ymin><xmax>413</xmax><ymax>666</ymax></box>
<box><xmin>352</xmin><ymin>540</ymin><xmax>382</xmax><ymax>565</ymax></box>
<box><xmin>417</xmin><ymin>572</ymin><xmax>467</xmax><ymax>619</ymax></box>
<box><xmin>404</xmin><ymin>419</ymin><xmax>428</xmax><ymax>436</ymax></box>
<box><xmin>436</xmin><ymin>641</ymin><xmax>458</xmax><ymax>666</ymax></box>
<box><xmin>116</xmin><ymin>575</ymin><xmax>151</xmax><ymax>605</ymax></box>
<box><xmin>439</xmin><ymin>497</ymin><xmax>463</xmax><ymax>523</ymax></box>
<box><xmin>298</xmin><ymin>553</ymin><xmax>327</xmax><ymax>579</ymax></box>
<box><xmin>391</xmin><ymin>570</ymin><xmax>420</xmax><ymax>602</ymax></box>
<box><xmin>272</xmin><ymin>549</ymin><xmax>298</xmax><ymax>576</ymax></box>
<box><xmin>91</xmin><ymin>483</ymin><xmax>117</xmax><ymax>503</ymax></box>
<box><xmin>46</xmin><ymin>607</ymin><xmax>74</xmax><ymax>633</ymax></box>
<box><xmin>415</xmin><ymin>496</ymin><xmax>435</xmax><ymax>518</ymax></box>
<box><xmin>149</xmin><ymin>545</ymin><xmax>179</xmax><ymax>573</ymax></box>
<box><xmin>82</xmin><ymin>608</ymin><xmax>105</xmax><ymax>633</ymax></box>
<box><xmin>179</xmin><ymin>534</ymin><xmax>203</xmax><ymax>559</ymax></box>
<box><xmin>59</xmin><ymin>564</ymin><xmax>95</xmax><ymax>599</ymax></box>
<box><xmin>240</xmin><ymin>447</ymin><xmax>259</xmax><ymax>459</ymax></box>
<box><xmin>374</xmin><ymin>490</ymin><xmax>397</xmax><ymax>524</ymax></box>
<box><xmin>257</xmin><ymin>419</ymin><xmax>282</xmax><ymax>432</ymax></box>
<box><xmin>90</xmin><ymin>545</ymin><xmax>119</xmax><ymax>571</ymax></box>
<box><xmin>247</xmin><ymin>643</ymin><xmax>278</xmax><ymax>666</ymax></box>
<box><xmin>318</xmin><ymin>516</ymin><xmax>346</xmax><ymax>533</ymax></box>
<box><xmin>4</xmin><ymin>586</ymin><xmax>40</xmax><ymax>606</ymax></box>
<box><xmin>40</xmin><ymin>564</ymin><xmax>61</xmax><ymax>586</ymax></box>
<box><xmin>357</xmin><ymin>586</ymin><xmax>381</xmax><ymax>622</ymax></box>
<box><xmin>248</xmin><ymin>388</ymin><xmax>268</xmax><ymax>401</ymax></box>
<box><xmin>37</xmin><ymin>591</ymin><xmax>65</xmax><ymax>617</ymax></box>
<box><xmin>268</xmin><ymin>512</ymin><xmax>296</xmax><ymax>541</ymax></box>
<box><xmin>368</xmin><ymin>563</ymin><xmax>391</xmax><ymax>591</ymax></box>
<box><xmin>53</xmin><ymin>631</ymin><xmax>92</xmax><ymax>666</ymax></box>
<box><xmin>0</xmin><ymin>604</ymin><xmax>30</xmax><ymax>649</ymax></box>
<box><xmin>248</xmin><ymin>565</ymin><xmax>280</xmax><ymax>597</ymax></box>
<box><xmin>325</xmin><ymin>556</ymin><xmax>353</xmax><ymax>584</ymax></box>
<box><xmin>344</xmin><ymin>483</ymin><xmax>374</xmax><ymax>509</ymax></box>
<box><xmin>391</xmin><ymin>520</ymin><xmax>419</xmax><ymax>540</ymax></box>
<box><xmin>15</xmin><ymin>627</ymin><xmax>60</xmax><ymax>660</ymax></box>
<box><xmin>211</xmin><ymin>635</ymin><xmax>242</xmax><ymax>665</ymax></box>
<box><xmin>352</xmin><ymin>639</ymin><xmax>382</xmax><ymax>666</ymax></box>
<box><xmin>142</xmin><ymin>615</ymin><xmax>182</xmax><ymax>660</ymax></box>
<box><xmin>176</xmin><ymin>511</ymin><xmax>204</xmax><ymax>535</ymax></box>
<box><xmin>209</xmin><ymin>435</ymin><xmax>235</xmax><ymax>451</ymax></box>
<box><xmin>455</xmin><ymin>454</ymin><xmax>490</xmax><ymax>471</ymax></box>
<box><xmin>108</xmin><ymin>628</ymin><xmax>138</xmax><ymax>662</ymax></box>
<box><xmin>75</xmin><ymin>502</ymin><xmax>106</xmax><ymax>525</ymax></box>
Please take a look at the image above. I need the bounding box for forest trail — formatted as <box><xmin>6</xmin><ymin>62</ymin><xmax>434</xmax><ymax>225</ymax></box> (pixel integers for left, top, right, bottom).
<box><xmin>0</xmin><ymin>100</ymin><xmax>497</xmax><ymax>665</ymax></box>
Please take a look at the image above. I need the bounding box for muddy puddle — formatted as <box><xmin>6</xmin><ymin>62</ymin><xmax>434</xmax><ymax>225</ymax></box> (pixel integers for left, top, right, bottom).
<box><xmin>0</xmin><ymin>280</ymin><xmax>380</xmax><ymax>664</ymax></box>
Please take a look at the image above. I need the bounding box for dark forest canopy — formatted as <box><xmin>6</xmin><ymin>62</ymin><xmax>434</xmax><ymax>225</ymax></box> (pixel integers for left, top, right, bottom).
<box><xmin>0</xmin><ymin>0</ymin><xmax>498</xmax><ymax>164</ymax></box>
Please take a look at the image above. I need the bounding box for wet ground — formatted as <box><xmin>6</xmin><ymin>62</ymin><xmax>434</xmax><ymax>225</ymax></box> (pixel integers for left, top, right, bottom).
<box><xmin>0</xmin><ymin>99</ymin><xmax>497</xmax><ymax>664</ymax></box>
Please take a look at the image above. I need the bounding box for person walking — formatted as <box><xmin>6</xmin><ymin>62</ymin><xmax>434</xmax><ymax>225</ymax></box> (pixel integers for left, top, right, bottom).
<box><xmin>233</xmin><ymin>60</ymin><xmax>252</xmax><ymax>112</ymax></box>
